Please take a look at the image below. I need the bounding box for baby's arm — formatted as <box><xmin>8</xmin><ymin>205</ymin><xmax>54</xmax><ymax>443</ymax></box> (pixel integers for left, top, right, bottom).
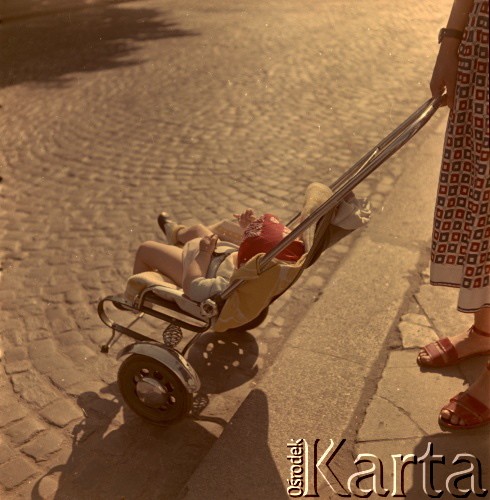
<box><xmin>182</xmin><ymin>234</ymin><xmax>218</xmax><ymax>293</ymax></box>
<box><xmin>234</xmin><ymin>209</ymin><xmax>256</xmax><ymax>229</ymax></box>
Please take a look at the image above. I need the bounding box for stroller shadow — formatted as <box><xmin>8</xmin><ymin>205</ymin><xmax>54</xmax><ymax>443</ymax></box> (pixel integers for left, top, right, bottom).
<box><xmin>185</xmin><ymin>329</ymin><xmax>260</xmax><ymax>418</ymax></box>
<box><xmin>31</xmin><ymin>332</ymin><xmax>265</xmax><ymax>499</ymax></box>
<box><xmin>0</xmin><ymin>1</ymin><xmax>198</xmax><ymax>89</ymax></box>
<box><xmin>186</xmin><ymin>330</ymin><xmax>259</xmax><ymax>394</ymax></box>
<box><xmin>31</xmin><ymin>385</ymin><xmax>218</xmax><ymax>500</ymax></box>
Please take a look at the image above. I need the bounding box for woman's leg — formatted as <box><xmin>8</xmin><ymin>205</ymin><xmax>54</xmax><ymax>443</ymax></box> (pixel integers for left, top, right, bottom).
<box><xmin>475</xmin><ymin>307</ymin><xmax>490</xmax><ymax>333</ymax></box>
<box><xmin>133</xmin><ymin>241</ymin><xmax>184</xmax><ymax>286</ymax></box>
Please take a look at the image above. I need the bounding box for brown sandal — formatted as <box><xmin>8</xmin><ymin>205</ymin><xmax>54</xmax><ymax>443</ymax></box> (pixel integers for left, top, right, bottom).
<box><xmin>439</xmin><ymin>391</ymin><xmax>490</xmax><ymax>431</ymax></box>
<box><xmin>417</xmin><ymin>326</ymin><xmax>490</xmax><ymax>368</ymax></box>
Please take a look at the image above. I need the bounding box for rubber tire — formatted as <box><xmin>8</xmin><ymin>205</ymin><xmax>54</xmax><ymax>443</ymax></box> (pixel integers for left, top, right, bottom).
<box><xmin>118</xmin><ymin>354</ymin><xmax>193</xmax><ymax>426</ymax></box>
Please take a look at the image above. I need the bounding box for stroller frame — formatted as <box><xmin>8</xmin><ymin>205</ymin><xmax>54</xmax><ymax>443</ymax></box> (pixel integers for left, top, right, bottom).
<box><xmin>97</xmin><ymin>95</ymin><xmax>444</xmax><ymax>425</ymax></box>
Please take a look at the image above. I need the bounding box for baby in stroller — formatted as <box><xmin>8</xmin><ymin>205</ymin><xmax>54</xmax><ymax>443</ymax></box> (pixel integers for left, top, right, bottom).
<box><xmin>132</xmin><ymin>209</ymin><xmax>306</xmax><ymax>302</ymax></box>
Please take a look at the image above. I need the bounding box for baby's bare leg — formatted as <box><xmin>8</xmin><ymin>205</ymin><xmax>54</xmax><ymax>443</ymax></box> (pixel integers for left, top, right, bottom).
<box><xmin>133</xmin><ymin>241</ymin><xmax>184</xmax><ymax>286</ymax></box>
<box><xmin>176</xmin><ymin>224</ymin><xmax>213</xmax><ymax>244</ymax></box>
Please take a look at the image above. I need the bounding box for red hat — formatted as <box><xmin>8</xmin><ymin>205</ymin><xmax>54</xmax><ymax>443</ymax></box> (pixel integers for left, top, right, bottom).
<box><xmin>237</xmin><ymin>214</ymin><xmax>305</xmax><ymax>268</ymax></box>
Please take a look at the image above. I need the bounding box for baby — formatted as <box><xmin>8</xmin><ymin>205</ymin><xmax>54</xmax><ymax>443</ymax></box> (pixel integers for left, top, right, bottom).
<box><xmin>132</xmin><ymin>209</ymin><xmax>305</xmax><ymax>302</ymax></box>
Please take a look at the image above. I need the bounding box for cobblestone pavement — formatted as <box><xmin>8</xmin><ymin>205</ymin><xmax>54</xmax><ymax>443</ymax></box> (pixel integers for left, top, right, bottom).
<box><xmin>0</xmin><ymin>0</ymin><xmax>451</xmax><ymax>497</ymax></box>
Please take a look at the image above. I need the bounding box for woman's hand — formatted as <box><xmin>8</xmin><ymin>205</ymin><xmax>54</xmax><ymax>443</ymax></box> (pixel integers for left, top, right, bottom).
<box><xmin>430</xmin><ymin>39</ymin><xmax>460</xmax><ymax>109</ymax></box>
<box><xmin>199</xmin><ymin>234</ymin><xmax>218</xmax><ymax>254</ymax></box>
<box><xmin>234</xmin><ymin>209</ymin><xmax>256</xmax><ymax>229</ymax></box>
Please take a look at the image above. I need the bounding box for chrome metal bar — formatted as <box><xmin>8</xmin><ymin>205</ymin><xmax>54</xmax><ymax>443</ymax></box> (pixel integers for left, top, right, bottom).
<box><xmin>286</xmin><ymin>148</ymin><xmax>378</xmax><ymax>229</ymax></box>
<box><xmin>219</xmin><ymin>95</ymin><xmax>444</xmax><ymax>300</ymax></box>
<box><xmin>329</xmin><ymin>97</ymin><xmax>435</xmax><ymax>192</ymax></box>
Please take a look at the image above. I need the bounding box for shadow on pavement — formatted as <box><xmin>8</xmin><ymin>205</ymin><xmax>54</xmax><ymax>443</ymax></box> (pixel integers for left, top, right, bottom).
<box><xmin>405</xmin><ymin>433</ymin><xmax>489</xmax><ymax>499</ymax></box>
<box><xmin>186</xmin><ymin>330</ymin><xmax>259</xmax><ymax>395</ymax></box>
<box><xmin>31</xmin><ymin>331</ymin><xmax>260</xmax><ymax>498</ymax></box>
<box><xmin>181</xmin><ymin>389</ymin><xmax>288</xmax><ymax>499</ymax></box>
<box><xmin>31</xmin><ymin>385</ymin><xmax>216</xmax><ymax>499</ymax></box>
<box><xmin>186</xmin><ymin>329</ymin><xmax>260</xmax><ymax>421</ymax></box>
<box><xmin>0</xmin><ymin>2</ymin><xmax>197</xmax><ymax>89</ymax></box>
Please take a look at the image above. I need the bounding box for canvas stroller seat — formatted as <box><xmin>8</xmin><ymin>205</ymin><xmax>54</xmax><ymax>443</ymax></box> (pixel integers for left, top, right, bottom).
<box><xmin>124</xmin><ymin>272</ymin><xmax>207</xmax><ymax>321</ymax></box>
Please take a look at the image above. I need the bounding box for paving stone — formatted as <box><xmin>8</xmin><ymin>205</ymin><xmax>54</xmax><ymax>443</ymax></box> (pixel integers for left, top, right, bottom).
<box><xmin>0</xmin><ymin>456</ymin><xmax>37</xmax><ymax>490</ymax></box>
<box><xmin>64</xmin><ymin>380</ymin><xmax>110</xmax><ymax>398</ymax></box>
<box><xmin>49</xmin><ymin>316</ymin><xmax>78</xmax><ymax>334</ymax></box>
<box><xmin>0</xmin><ymin>441</ymin><xmax>14</xmax><ymax>465</ymax></box>
<box><xmin>1</xmin><ymin>326</ymin><xmax>26</xmax><ymax>346</ymax></box>
<box><xmin>357</xmin><ymin>394</ymin><xmax>423</xmax><ymax>442</ymax></box>
<box><xmin>65</xmin><ymin>289</ymin><xmax>86</xmax><ymax>304</ymax></box>
<box><xmin>416</xmin><ymin>285</ymin><xmax>471</xmax><ymax>337</ymax></box>
<box><xmin>63</xmin><ymin>344</ymin><xmax>97</xmax><ymax>363</ymax></box>
<box><xmin>88</xmin><ymin>328</ymin><xmax>110</xmax><ymax>346</ymax></box>
<box><xmin>26</xmin><ymin>328</ymin><xmax>52</xmax><ymax>342</ymax></box>
<box><xmin>28</xmin><ymin>339</ymin><xmax>57</xmax><ymax>359</ymax></box>
<box><xmin>31</xmin><ymin>355</ymin><xmax>73</xmax><ymax>375</ymax></box>
<box><xmin>21</xmin><ymin>430</ymin><xmax>64</xmax><ymax>462</ymax></box>
<box><xmin>23</xmin><ymin>314</ymin><xmax>51</xmax><ymax>334</ymax></box>
<box><xmin>0</xmin><ymin>316</ymin><xmax>24</xmax><ymax>337</ymax></box>
<box><xmin>44</xmin><ymin>282</ymin><xmax>75</xmax><ymax>295</ymax></box>
<box><xmin>4</xmin><ymin>360</ymin><xmax>32</xmax><ymax>375</ymax></box>
<box><xmin>377</xmin><ymin>364</ymin><xmax>465</xmax><ymax>436</ymax></box>
<box><xmin>45</xmin><ymin>305</ymin><xmax>74</xmax><ymax>323</ymax></box>
<box><xmin>48</xmin><ymin>368</ymin><xmax>85</xmax><ymax>390</ymax></box>
<box><xmin>398</xmin><ymin>321</ymin><xmax>439</xmax><ymax>348</ymax></box>
<box><xmin>271</xmin><ymin>316</ymin><xmax>286</xmax><ymax>327</ymax></box>
<box><xmin>400</xmin><ymin>312</ymin><xmax>431</xmax><ymax>327</ymax></box>
<box><xmin>304</xmin><ymin>274</ymin><xmax>326</xmax><ymax>289</ymax></box>
<box><xmin>0</xmin><ymin>290</ymin><xmax>17</xmax><ymax>307</ymax></box>
<box><xmin>4</xmin><ymin>417</ymin><xmax>47</xmax><ymax>445</ymax></box>
<box><xmin>40</xmin><ymin>399</ymin><xmax>84</xmax><ymax>427</ymax></box>
<box><xmin>2</xmin><ymin>346</ymin><xmax>28</xmax><ymax>363</ymax></box>
<box><xmin>0</xmin><ymin>397</ymin><xmax>29</xmax><ymax>428</ymax></box>
<box><xmin>384</xmin><ymin>350</ymin><xmax>421</xmax><ymax>369</ymax></box>
<box><xmin>56</xmin><ymin>330</ymin><xmax>84</xmax><ymax>346</ymax></box>
<box><xmin>71</xmin><ymin>311</ymin><xmax>100</xmax><ymax>331</ymax></box>
<box><xmin>11</xmin><ymin>372</ymin><xmax>60</xmax><ymax>409</ymax></box>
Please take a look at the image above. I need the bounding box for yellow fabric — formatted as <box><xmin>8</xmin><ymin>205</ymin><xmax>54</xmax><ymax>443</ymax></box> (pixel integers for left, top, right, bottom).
<box><xmin>299</xmin><ymin>182</ymin><xmax>334</xmax><ymax>251</ymax></box>
<box><xmin>213</xmin><ymin>253</ymin><xmax>306</xmax><ymax>332</ymax></box>
<box><xmin>213</xmin><ymin>182</ymin><xmax>334</xmax><ymax>332</ymax></box>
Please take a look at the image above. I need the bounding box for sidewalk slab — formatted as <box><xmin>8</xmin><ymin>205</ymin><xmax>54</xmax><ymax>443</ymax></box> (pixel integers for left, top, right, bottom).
<box><xmin>182</xmin><ymin>112</ymin><xmax>448</xmax><ymax>498</ymax></box>
<box><xmin>354</xmin><ymin>284</ymin><xmax>490</xmax><ymax>499</ymax></box>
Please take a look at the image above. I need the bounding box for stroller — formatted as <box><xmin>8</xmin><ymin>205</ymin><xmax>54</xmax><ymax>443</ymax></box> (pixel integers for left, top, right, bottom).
<box><xmin>97</xmin><ymin>96</ymin><xmax>444</xmax><ymax>425</ymax></box>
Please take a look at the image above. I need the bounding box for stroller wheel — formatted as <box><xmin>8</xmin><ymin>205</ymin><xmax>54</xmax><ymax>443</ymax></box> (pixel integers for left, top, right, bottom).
<box><xmin>118</xmin><ymin>354</ymin><xmax>192</xmax><ymax>425</ymax></box>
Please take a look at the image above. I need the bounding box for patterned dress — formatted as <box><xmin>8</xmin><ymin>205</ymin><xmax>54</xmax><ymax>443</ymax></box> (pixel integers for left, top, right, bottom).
<box><xmin>430</xmin><ymin>0</ymin><xmax>489</xmax><ymax>312</ymax></box>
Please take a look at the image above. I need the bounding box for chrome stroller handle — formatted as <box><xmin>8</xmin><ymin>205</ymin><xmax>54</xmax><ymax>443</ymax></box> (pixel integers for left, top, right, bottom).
<box><xmin>329</xmin><ymin>94</ymin><xmax>445</xmax><ymax>193</ymax></box>
<box><xmin>219</xmin><ymin>94</ymin><xmax>445</xmax><ymax>301</ymax></box>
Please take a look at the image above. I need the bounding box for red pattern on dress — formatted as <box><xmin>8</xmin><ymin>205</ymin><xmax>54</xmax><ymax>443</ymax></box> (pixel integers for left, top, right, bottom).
<box><xmin>430</xmin><ymin>0</ymin><xmax>489</xmax><ymax>311</ymax></box>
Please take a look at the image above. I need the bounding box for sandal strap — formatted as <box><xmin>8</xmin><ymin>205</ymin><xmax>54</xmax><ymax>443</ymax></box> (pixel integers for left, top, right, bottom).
<box><xmin>472</xmin><ymin>325</ymin><xmax>490</xmax><ymax>337</ymax></box>
<box><xmin>423</xmin><ymin>337</ymin><xmax>458</xmax><ymax>365</ymax></box>
<box><xmin>446</xmin><ymin>392</ymin><xmax>490</xmax><ymax>425</ymax></box>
